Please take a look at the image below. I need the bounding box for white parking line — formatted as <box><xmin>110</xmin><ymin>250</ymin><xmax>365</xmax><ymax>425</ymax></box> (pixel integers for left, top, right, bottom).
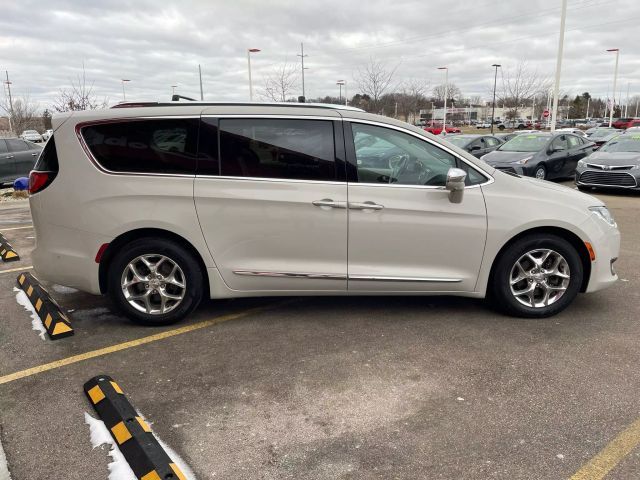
<box><xmin>0</xmin><ymin>434</ymin><xmax>12</xmax><ymax>480</ymax></box>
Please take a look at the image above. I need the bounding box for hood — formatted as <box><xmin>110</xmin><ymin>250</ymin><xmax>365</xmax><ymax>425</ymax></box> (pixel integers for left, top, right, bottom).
<box><xmin>482</xmin><ymin>150</ymin><xmax>536</xmax><ymax>165</ymax></box>
<box><xmin>585</xmin><ymin>151</ymin><xmax>640</xmax><ymax>166</ymax></box>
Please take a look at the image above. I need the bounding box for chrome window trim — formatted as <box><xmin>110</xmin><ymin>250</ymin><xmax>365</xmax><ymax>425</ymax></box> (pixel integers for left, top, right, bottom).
<box><xmin>349</xmin><ymin>275</ymin><xmax>462</xmax><ymax>283</ymax></box>
<box><xmin>204</xmin><ymin>114</ymin><xmax>341</xmax><ymax>121</ymax></box>
<box><xmin>196</xmin><ymin>175</ymin><xmax>345</xmax><ymax>185</ymax></box>
<box><xmin>346</xmin><ymin>118</ymin><xmax>495</xmax><ymax>190</ymax></box>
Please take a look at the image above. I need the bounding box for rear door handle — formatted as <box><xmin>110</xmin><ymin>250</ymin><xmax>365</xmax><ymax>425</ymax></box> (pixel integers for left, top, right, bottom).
<box><xmin>5</xmin><ymin>155</ymin><xmax>14</xmax><ymax>159</ymax></box>
<box><xmin>348</xmin><ymin>201</ymin><xmax>384</xmax><ymax>211</ymax></box>
<box><xmin>312</xmin><ymin>199</ymin><xmax>347</xmax><ymax>209</ymax></box>
<box><xmin>31</xmin><ymin>153</ymin><xmax>38</xmax><ymax>156</ymax></box>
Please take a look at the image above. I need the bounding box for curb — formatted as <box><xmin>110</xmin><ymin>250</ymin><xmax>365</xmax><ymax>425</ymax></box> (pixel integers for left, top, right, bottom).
<box><xmin>0</xmin><ymin>233</ymin><xmax>19</xmax><ymax>262</ymax></box>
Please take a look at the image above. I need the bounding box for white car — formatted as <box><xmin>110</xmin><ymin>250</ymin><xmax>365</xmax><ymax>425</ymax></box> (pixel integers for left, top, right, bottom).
<box><xmin>556</xmin><ymin>128</ymin><xmax>587</xmax><ymax>137</ymax></box>
<box><xmin>20</xmin><ymin>129</ymin><xmax>43</xmax><ymax>143</ymax></box>
<box><xmin>476</xmin><ymin>121</ymin><xmax>492</xmax><ymax>129</ymax></box>
<box><xmin>42</xmin><ymin>129</ymin><xmax>54</xmax><ymax>141</ymax></box>
<box><xmin>28</xmin><ymin>102</ymin><xmax>620</xmax><ymax>325</ymax></box>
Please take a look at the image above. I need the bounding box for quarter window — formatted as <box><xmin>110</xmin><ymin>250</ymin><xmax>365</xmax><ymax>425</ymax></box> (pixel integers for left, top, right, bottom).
<box><xmin>567</xmin><ymin>135</ymin><xmax>581</xmax><ymax>148</ymax></box>
<box><xmin>219</xmin><ymin>119</ymin><xmax>336</xmax><ymax>181</ymax></box>
<box><xmin>351</xmin><ymin>123</ymin><xmax>485</xmax><ymax>186</ymax></box>
<box><xmin>82</xmin><ymin>119</ymin><xmax>199</xmax><ymax>174</ymax></box>
<box><xmin>6</xmin><ymin>139</ymin><xmax>29</xmax><ymax>152</ymax></box>
<box><xmin>0</xmin><ymin>140</ymin><xmax>7</xmax><ymax>154</ymax></box>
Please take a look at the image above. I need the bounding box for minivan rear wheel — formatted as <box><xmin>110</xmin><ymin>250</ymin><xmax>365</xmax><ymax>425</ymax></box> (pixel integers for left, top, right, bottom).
<box><xmin>488</xmin><ymin>234</ymin><xmax>583</xmax><ymax>318</ymax></box>
<box><xmin>107</xmin><ymin>238</ymin><xmax>204</xmax><ymax>325</ymax></box>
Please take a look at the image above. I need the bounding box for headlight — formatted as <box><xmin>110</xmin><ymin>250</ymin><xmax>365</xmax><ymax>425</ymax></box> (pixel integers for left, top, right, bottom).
<box><xmin>577</xmin><ymin>160</ymin><xmax>586</xmax><ymax>168</ymax></box>
<box><xmin>589</xmin><ymin>206</ymin><xmax>616</xmax><ymax>227</ymax></box>
<box><xmin>513</xmin><ymin>155</ymin><xmax>533</xmax><ymax>165</ymax></box>
<box><xmin>631</xmin><ymin>164</ymin><xmax>640</xmax><ymax>170</ymax></box>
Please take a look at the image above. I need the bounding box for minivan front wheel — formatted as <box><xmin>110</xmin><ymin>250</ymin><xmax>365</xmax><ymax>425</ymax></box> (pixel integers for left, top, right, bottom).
<box><xmin>107</xmin><ymin>238</ymin><xmax>204</xmax><ymax>325</ymax></box>
<box><xmin>489</xmin><ymin>234</ymin><xmax>583</xmax><ymax>318</ymax></box>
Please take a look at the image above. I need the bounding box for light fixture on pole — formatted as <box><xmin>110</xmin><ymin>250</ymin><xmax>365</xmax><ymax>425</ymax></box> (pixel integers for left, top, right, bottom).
<box><xmin>490</xmin><ymin>64</ymin><xmax>501</xmax><ymax>134</ymax></box>
<box><xmin>606</xmin><ymin>48</ymin><xmax>619</xmax><ymax>128</ymax></box>
<box><xmin>171</xmin><ymin>85</ymin><xmax>178</xmax><ymax>96</ymax></box>
<box><xmin>121</xmin><ymin>79</ymin><xmax>130</xmax><ymax>102</ymax></box>
<box><xmin>437</xmin><ymin>67</ymin><xmax>448</xmax><ymax>134</ymax></box>
<box><xmin>336</xmin><ymin>80</ymin><xmax>346</xmax><ymax>104</ymax></box>
<box><xmin>247</xmin><ymin>48</ymin><xmax>261</xmax><ymax>101</ymax></box>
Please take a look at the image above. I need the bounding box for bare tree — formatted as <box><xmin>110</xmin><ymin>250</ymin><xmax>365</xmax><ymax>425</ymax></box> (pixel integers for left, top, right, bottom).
<box><xmin>53</xmin><ymin>65</ymin><xmax>108</xmax><ymax>112</ymax></box>
<box><xmin>498</xmin><ymin>61</ymin><xmax>550</xmax><ymax>120</ymax></box>
<box><xmin>0</xmin><ymin>93</ymin><xmax>40</xmax><ymax>134</ymax></box>
<box><xmin>395</xmin><ymin>79</ymin><xmax>430</xmax><ymax>122</ymax></box>
<box><xmin>431</xmin><ymin>83</ymin><xmax>463</xmax><ymax>105</ymax></box>
<box><xmin>262</xmin><ymin>61</ymin><xmax>299</xmax><ymax>102</ymax></box>
<box><xmin>355</xmin><ymin>58</ymin><xmax>398</xmax><ymax>113</ymax></box>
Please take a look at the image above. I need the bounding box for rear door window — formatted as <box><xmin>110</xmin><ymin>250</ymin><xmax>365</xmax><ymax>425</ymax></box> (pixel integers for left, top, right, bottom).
<box><xmin>81</xmin><ymin>119</ymin><xmax>199</xmax><ymax>174</ymax></box>
<box><xmin>567</xmin><ymin>135</ymin><xmax>581</xmax><ymax>149</ymax></box>
<box><xmin>0</xmin><ymin>140</ymin><xmax>7</xmax><ymax>154</ymax></box>
<box><xmin>219</xmin><ymin>118</ymin><xmax>336</xmax><ymax>181</ymax></box>
<box><xmin>6</xmin><ymin>139</ymin><xmax>29</xmax><ymax>152</ymax></box>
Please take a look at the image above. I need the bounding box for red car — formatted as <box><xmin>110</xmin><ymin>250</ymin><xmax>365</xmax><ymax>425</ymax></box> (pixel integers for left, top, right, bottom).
<box><xmin>423</xmin><ymin>123</ymin><xmax>461</xmax><ymax>135</ymax></box>
<box><xmin>612</xmin><ymin>118</ymin><xmax>640</xmax><ymax>129</ymax></box>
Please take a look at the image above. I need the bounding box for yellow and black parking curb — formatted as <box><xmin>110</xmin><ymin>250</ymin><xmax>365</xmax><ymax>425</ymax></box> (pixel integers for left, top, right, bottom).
<box><xmin>16</xmin><ymin>272</ymin><xmax>74</xmax><ymax>340</ymax></box>
<box><xmin>0</xmin><ymin>233</ymin><xmax>19</xmax><ymax>262</ymax></box>
<box><xmin>84</xmin><ymin>375</ymin><xmax>187</xmax><ymax>480</ymax></box>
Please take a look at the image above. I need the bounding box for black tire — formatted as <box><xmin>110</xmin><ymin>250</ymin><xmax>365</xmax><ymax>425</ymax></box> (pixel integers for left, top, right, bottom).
<box><xmin>534</xmin><ymin>164</ymin><xmax>546</xmax><ymax>180</ymax></box>
<box><xmin>107</xmin><ymin>238</ymin><xmax>204</xmax><ymax>326</ymax></box>
<box><xmin>488</xmin><ymin>234</ymin><xmax>583</xmax><ymax>318</ymax></box>
<box><xmin>498</xmin><ymin>124</ymin><xmax>505</xmax><ymax>130</ymax></box>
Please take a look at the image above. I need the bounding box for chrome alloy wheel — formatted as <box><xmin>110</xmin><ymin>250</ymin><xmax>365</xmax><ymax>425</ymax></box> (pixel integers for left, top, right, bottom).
<box><xmin>535</xmin><ymin>167</ymin><xmax>546</xmax><ymax>180</ymax></box>
<box><xmin>121</xmin><ymin>254</ymin><xmax>186</xmax><ymax>315</ymax></box>
<box><xmin>509</xmin><ymin>249</ymin><xmax>570</xmax><ymax>308</ymax></box>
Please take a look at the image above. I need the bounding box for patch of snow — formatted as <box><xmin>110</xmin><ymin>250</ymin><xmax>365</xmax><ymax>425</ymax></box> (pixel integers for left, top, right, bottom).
<box><xmin>0</xmin><ymin>434</ymin><xmax>11</xmax><ymax>480</ymax></box>
<box><xmin>51</xmin><ymin>284</ymin><xmax>79</xmax><ymax>294</ymax></box>
<box><xmin>556</xmin><ymin>454</ymin><xmax>564</xmax><ymax>459</ymax></box>
<box><xmin>456</xmin><ymin>397</ymin><xmax>465</xmax><ymax>401</ymax></box>
<box><xmin>14</xmin><ymin>287</ymin><xmax>46</xmax><ymax>341</ymax></box>
<box><xmin>85</xmin><ymin>412</ymin><xmax>196</xmax><ymax>480</ymax></box>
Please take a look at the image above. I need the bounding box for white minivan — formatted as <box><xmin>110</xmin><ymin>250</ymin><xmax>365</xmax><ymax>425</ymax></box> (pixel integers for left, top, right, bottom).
<box><xmin>28</xmin><ymin>102</ymin><xmax>620</xmax><ymax>325</ymax></box>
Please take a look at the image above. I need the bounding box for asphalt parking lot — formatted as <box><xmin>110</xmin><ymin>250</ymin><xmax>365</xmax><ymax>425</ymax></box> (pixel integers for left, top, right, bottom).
<box><xmin>1</xmin><ymin>182</ymin><xmax>640</xmax><ymax>480</ymax></box>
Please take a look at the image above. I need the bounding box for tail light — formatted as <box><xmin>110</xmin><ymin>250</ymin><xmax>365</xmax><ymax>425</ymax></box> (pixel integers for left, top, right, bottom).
<box><xmin>29</xmin><ymin>171</ymin><xmax>57</xmax><ymax>194</ymax></box>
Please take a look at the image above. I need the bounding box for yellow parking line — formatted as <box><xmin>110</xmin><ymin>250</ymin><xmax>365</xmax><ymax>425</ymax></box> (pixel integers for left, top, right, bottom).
<box><xmin>570</xmin><ymin>417</ymin><xmax>640</xmax><ymax>480</ymax></box>
<box><xmin>0</xmin><ymin>266</ymin><xmax>33</xmax><ymax>275</ymax></box>
<box><xmin>0</xmin><ymin>303</ymin><xmax>281</xmax><ymax>385</ymax></box>
<box><xmin>0</xmin><ymin>225</ymin><xmax>33</xmax><ymax>231</ymax></box>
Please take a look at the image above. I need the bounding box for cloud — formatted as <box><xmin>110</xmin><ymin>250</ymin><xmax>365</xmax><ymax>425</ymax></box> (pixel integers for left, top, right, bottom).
<box><xmin>1</xmin><ymin>0</ymin><xmax>639</xmax><ymax>110</ymax></box>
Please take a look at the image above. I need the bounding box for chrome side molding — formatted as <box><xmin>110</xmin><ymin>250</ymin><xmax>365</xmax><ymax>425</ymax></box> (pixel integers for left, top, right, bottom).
<box><xmin>233</xmin><ymin>270</ymin><xmax>461</xmax><ymax>283</ymax></box>
<box><xmin>233</xmin><ymin>270</ymin><xmax>348</xmax><ymax>280</ymax></box>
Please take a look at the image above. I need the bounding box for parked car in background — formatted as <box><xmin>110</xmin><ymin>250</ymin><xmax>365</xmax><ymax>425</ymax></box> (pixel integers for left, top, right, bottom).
<box><xmin>612</xmin><ymin>118</ymin><xmax>640</xmax><ymax>129</ymax></box>
<box><xmin>42</xmin><ymin>129</ymin><xmax>54</xmax><ymax>141</ymax></box>
<box><xmin>20</xmin><ymin>129</ymin><xmax>44</xmax><ymax>143</ymax></box>
<box><xmin>624</xmin><ymin>127</ymin><xmax>640</xmax><ymax>134</ymax></box>
<box><xmin>28</xmin><ymin>102</ymin><xmax>619</xmax><ymax>323</ymax></box>
<box><xmin>587</xmin><ymin>128</ymin><xmax>620</xmax><ymax>149</ymax></box>
<box><xmin>423</xmin><ymin>123</ymin><xmax>461</xmax><ymax>135</ymax></box>
<box><xmin>497</xmin><ymin>119</ymin><xmax>532</xmax><ymax>130</ymax></box>
<box><xmin>481</xmin><ymin>132</ymin><xmax>595</xmax><ymax>180</ymax></box>
<box><xmin>476</xmin><ymin>120</ymin><xmax>492</xmax><ymax>129</ymax></box>
<box><xmin>576</xmin><ymin>133</ymin><xmax>640</xmax><ymax>191</ymax></box>
<box><xmin>585</xmin><ymin>126</ymin><xmax>615</xmax><ymax>137</ymax></box>
<box><xmin>557</xmin><ymin>128</ymin><xmax>587</xmax><ymax>137</ymax></box>
<box><xmin>0</xmin><ymin>138</ymin><xmax>42</xmax><ymax>186</ymax></box>
<box><xmin>444</xmin><ymin>134</ymin><xmax>503</xmax><ymax>158</ymax></box>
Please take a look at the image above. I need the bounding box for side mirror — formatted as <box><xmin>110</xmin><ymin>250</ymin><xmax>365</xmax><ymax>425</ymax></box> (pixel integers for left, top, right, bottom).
<box><xmin>549</xmin><ymin>146</ymin><xmax>565</xmax><ymax>153</ymax></box>
<box><xmin>445</xmin><ymin>167</ymin><xmax>467</xmax><ymax>204</ymax></box>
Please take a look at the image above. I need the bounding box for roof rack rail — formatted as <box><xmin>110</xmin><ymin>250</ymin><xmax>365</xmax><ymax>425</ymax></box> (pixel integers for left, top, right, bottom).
<box><xmin>111</xmin><ymin>101</ymin><xmax>364</xmax><ymax>112</ymax></box>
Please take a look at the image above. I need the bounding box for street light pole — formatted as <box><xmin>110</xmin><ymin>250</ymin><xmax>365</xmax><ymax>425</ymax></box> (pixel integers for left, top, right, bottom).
<box><xmin>171</xmin><ymin>85</ymin><xmax>178</xmax><ymax>96</ymax></box>
<box><xmin>438</xmin><ymin>67</ymin><xmax>448</xmax><ymax>134</ymax></box>
<box><xmin>297</xmin><ymin>43</ymin><xmax>308</xmax><ymax>99</ymax></box>
<box><xmin>491</xmin><ymin>64</ymin><xmax>501</xmax><ymax>134</ymax></box>
<box><xmin>336</xmin><ymin>80</ymin><xmax>345</xmax><ymax>104</ymax></box>
<box><xmin>607</xmin><ymin>48</ymin><xmax>619</xmax><ymax>127</ymax></box>
<box><xmin>121</xmin><ymin>79</ymin><xmax>130</xmax><ymax>101</ymax></box>
<box><xmin>550</xmin><ymin>0</ymin><xmax>567</xmax><ymax>132</ymax></box>
<box><xmin>4</xmin><ymin>71</ymin><xmax>14</xmax><ymax>134</ymax></box>
<box><xmin>198</xmin><ymin>64</ymin><xmax>204</xmax><ymax>101</ymax></box>
<box><xmin>247</xmin><ymin>48</ymin><xmax>261</xmax><ymax>101</ymax></box>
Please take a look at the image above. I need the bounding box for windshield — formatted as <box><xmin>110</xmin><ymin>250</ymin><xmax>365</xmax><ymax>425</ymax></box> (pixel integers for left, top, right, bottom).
<box><xmin>590</xmin><ymin>129</ymin><xmax>616</xmax><ymax>139</ymax></box>
<box><xmin>447</xmin><ymin>136</ymin><xmax>473</xmax><ymax>147</ymax></box>
<box><xmin>599</xmin><ymin>136</ymin><xmax>640</xmax><ymax>153</ymax></box>
<box><xmin>498</xmin><ymin>134</ymin><xmax>549</xmax><ymax>152</ymax></box>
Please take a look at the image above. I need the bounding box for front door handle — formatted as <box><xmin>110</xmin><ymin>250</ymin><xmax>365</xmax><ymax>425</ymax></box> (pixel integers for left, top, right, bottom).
<box><xmin>31</xmin><ymin>153</ymin><xmax>38</xmax><ymax>156</ymax></box>
<box><xmin>348</xmin><ymin>201</ymin><xmax>384</xmax><ymax>211</ymax></box>
<box><xmin>312</xmin><ymin>199</ymin><xmax>347</xmax><ymax>209</ymax></box>
<box><xmin>5</xmin><ymin>155</ymin><xmax>14</xmax><ymax>159</ymax></box>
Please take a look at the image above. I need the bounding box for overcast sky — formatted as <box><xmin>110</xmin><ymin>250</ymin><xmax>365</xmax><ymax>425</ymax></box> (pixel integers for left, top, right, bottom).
<box><xmin>1</xmin><ymin>0</ymin><xmax>639</xmax><ymax>110</ymax></box>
